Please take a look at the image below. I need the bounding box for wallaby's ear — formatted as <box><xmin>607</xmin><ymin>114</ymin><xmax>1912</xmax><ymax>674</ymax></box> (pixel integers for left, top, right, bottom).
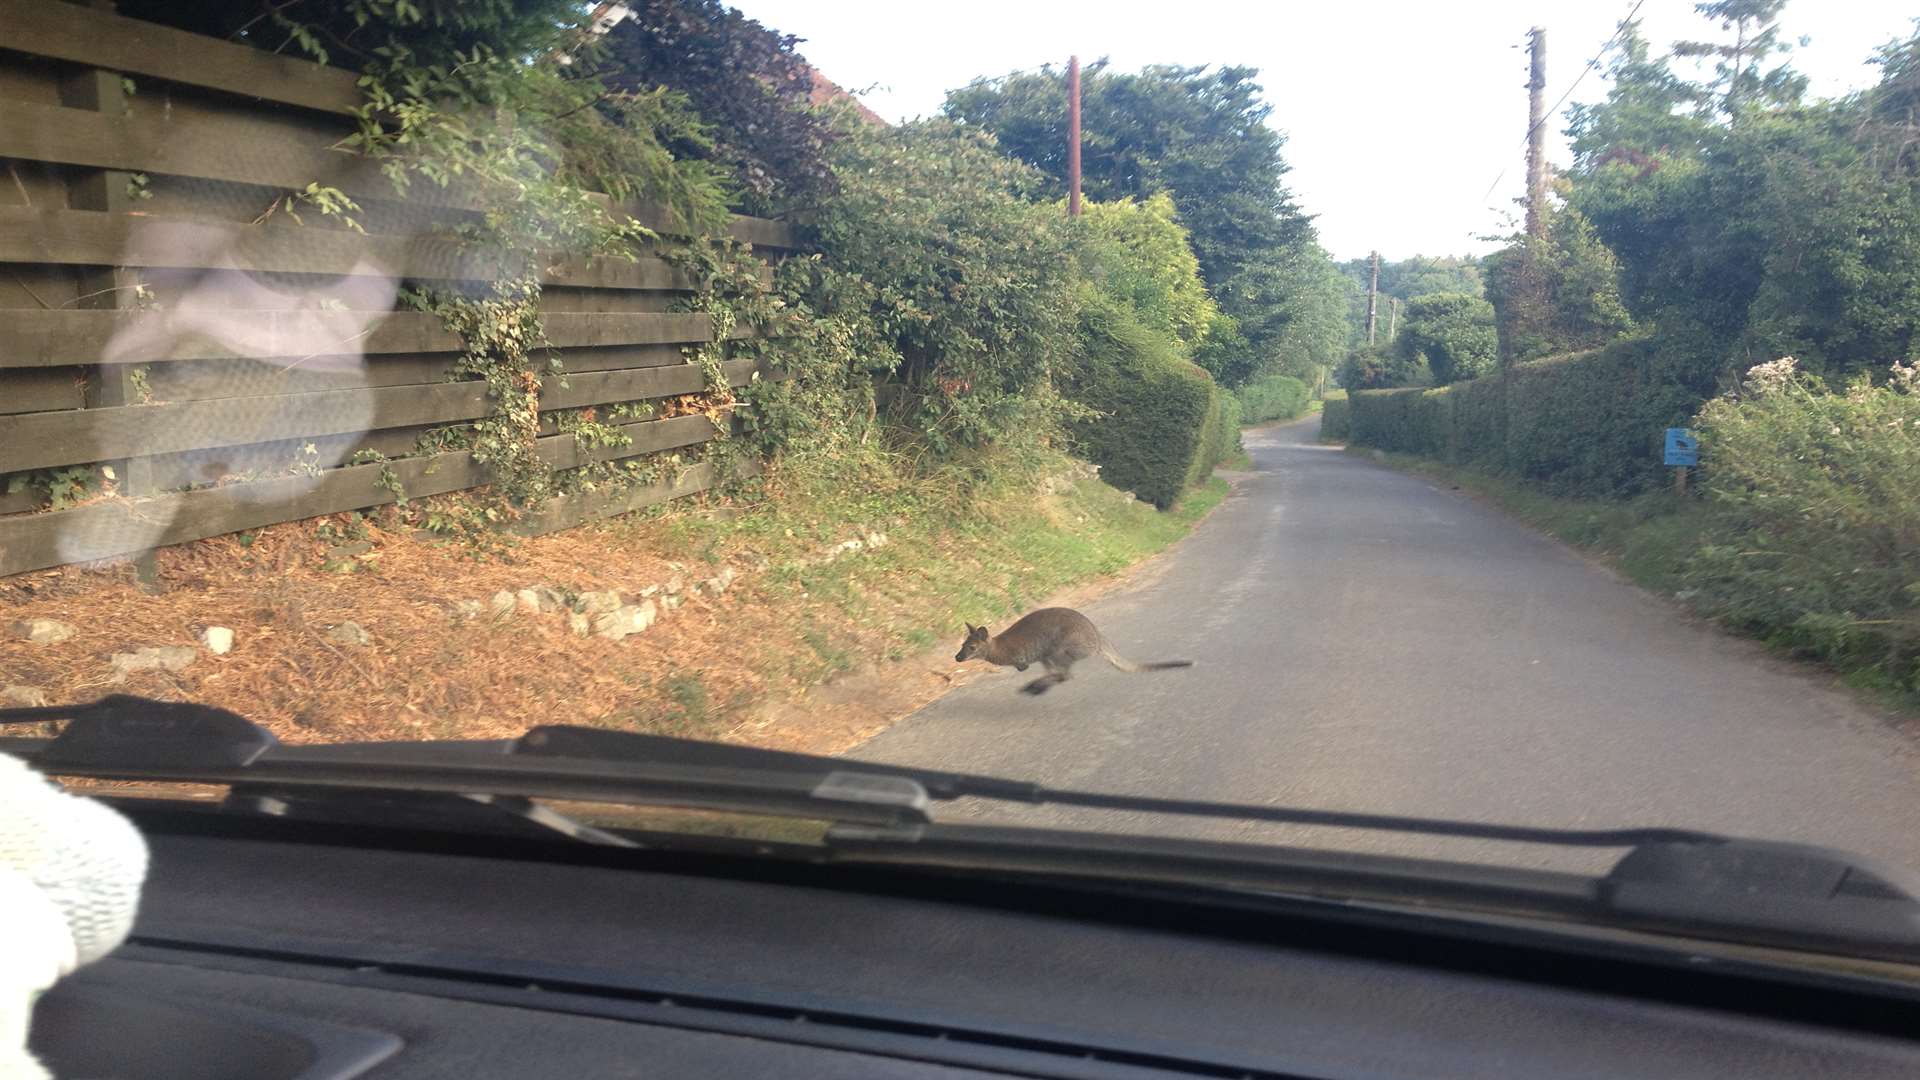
<box><xmin>965</xmin><ymin>623</ymin><xmax>979</xmax><ymax>635</ymax></box>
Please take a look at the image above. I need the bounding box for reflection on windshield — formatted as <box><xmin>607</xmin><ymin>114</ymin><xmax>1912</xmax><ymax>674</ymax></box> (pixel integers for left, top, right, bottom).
<box><xmin>2</xmin><ymin>0</ymin><xmax>1919</xmax><ymax>957</ymax></box>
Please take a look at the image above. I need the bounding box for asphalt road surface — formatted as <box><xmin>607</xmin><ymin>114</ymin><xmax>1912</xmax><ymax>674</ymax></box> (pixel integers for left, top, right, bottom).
<box><xmin>852</xmin><ymin>415</ymin><xmax>1920</xmax><ymax>873</ymax></box>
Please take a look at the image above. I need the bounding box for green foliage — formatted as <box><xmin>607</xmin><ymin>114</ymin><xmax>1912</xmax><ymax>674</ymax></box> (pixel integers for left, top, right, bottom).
<box><xmin>1339</xmin><ymin>254</ymin><xmax>1486</xmax><ymax>350</ymax></box>
<box><xmin>947</xmin><ymin>62</ymin><xmax>1311</xmax><ymax>293</ymax></box>
<box><xmin>1394</xmin><ymin>292</ymin><xmax>1498</xmax><ymax>385</ymax></box>
<box><xmin>1483</xmin><ymin>202</ymin><xmax>1635</xmax><ymax>365</ymax></box>
<box><xmin>1348</xmin><ymin>388</ymin><xmax>1441</xmax><ymax>455</ymax></box>
<box><xmin>5</xmin><ymin>466</ymin><xmax>106</xmax><ymax>511</ymax></box>
<box><xmin>597</xmin><ymin>0</ymin><xmax>840</xmax><ymax>214</ymax></box>
<box><xmin>1192</xmin><ymin>310</ymin><xmax>1253</xmax><ymax>385</ymax></box>
<box><xmin>1065</xmin><ymin>294</ymin><xmax>1219</xmax><ymax>509</ymax></box>
<box><xmin>803</xmin><ymin>119</ymin><xmax>1077</xmax><ymax>457</ymax></box>
<box><xmin>945</xmin><ymin>62</ymin><xmax>1344</xmax><ymax>384</ymax></box>
<box><xmin>1338</xmin><ymin>343</ymin><xmax>1428</xmax><ymax>390</ymax></box>
<box><xmin>1319</xmin><ymin>392</ymin><xmax>1352</xmax><ymax>441</ymax></box>
<box><xmin>121</xmin><ymin>0</ymin><xmax>586</xmax><ymax>70</ymax></box>
<box><xmin>1560</xmin><ymin>12</ymin><xmax>1920</xmax><ymax>388</ymax></box>
<box><xmin>1234</xmin><ymin>374</ymin><xmax>1310</xmax><ymax>424</ymax></box>
<box><xmin>1683</xmin><ymin>358</ymin><xmax>1920</xmax><ymax>689</ymax></box>
<box><xmin>429</xmin><ymin>277</ymin><xmax>556</xmax><ymax>508</ymax></box>
<box><xmin>1072</xmin><ymin>193</ymin><xmax>1219</xmax><ymax>354</ymax></box>
<box><xmin>1345</xmin><ymin>338</ymin><xmax>1704</xmax><ymax>497</ymax></box>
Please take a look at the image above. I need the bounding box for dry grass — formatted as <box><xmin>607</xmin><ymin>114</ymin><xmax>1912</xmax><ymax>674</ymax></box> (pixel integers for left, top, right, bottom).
<box><xmin>2</xmin><ymin>462</ymin><xmax>1230</xmax><ymax>751</ymax></box>
<box><xmin>3</xmin><ymin>500</ymin><xmax>786</xmax><ymax>744</ymax></box>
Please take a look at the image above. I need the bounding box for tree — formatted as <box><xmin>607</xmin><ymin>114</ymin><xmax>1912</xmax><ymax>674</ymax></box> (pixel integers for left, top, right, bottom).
<box><xmin>1556</xmin><ymin>6</ymin><xmax>1920</xmax><ymax>384</ymax></box>
<box><xmin>1395</xmin><ymin>293</ymin><xmax>1498</xmax><ymax>385</ymax></box>
<box><xmin>1565</xmin><ymin>21</ymin><xmax>1714</xmax><ymax>168</ymax></box>
<box><xmin>1672</xmin><ymin>1</ymin><xmax>1807</xmax><ymax>125</ymax></box>
<box><xmin>1484</xmin><ymin>202</ymin><xmax>1635</xmax><ymax>364</ymax></box>
<box><xmin>944</xmin><ymin>62</ymin><xmax>1340</xmax><ymax>382</ymax></box>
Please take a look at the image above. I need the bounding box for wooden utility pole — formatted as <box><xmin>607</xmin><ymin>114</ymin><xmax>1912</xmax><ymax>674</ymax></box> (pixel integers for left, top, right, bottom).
<box><xmin>1365</xmin><ymin>251</ymin><xmax>1380</xmax><ymax>346</ymax></box>
<box><xmin>1388</xmin><ymin>296</ymin><xmax>1399</xmax><ymax>342</ymax></box>
<box><xmin>1066</xmin><ymin>56</ymin><xmax>1082</xmax><ymax>217</ymax></box>
<box><xmin>1524</xmin><ymin>27</ymin><xmax>1548</xmax><ymax>240</ymax></box>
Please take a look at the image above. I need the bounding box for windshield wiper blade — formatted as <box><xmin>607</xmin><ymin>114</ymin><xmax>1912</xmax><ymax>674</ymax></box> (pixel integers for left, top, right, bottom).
<box><xmin>1</xmin><ymin>695</ymin><xmax>931</xmax><ymax>829</ymax></box>
<box><xmin>517</xmin><ymin>724</ymin><xmax>1724</xmax><ymax>848</ymax></box>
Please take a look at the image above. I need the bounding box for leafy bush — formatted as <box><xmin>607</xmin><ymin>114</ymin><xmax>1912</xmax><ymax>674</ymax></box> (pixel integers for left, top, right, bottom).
<box><xmin>804</xmin><ymin>120</ymin><xmax>1077</xmax><ymax>457</ymax></box>
<box><xmin>1066</xmin><ymin>296</ymin><xmax>1217</xmax><ymax>509</ymax></box>
<box><xmin>598</xmin><ymin>0</ymin><xmax>840</xmax><ymax>214</ymax></box>
<box><xmin>1683</xmin><ymin>359</ymin><xmax>1920</xmax><ymax>690</ymax></box>
<box><xmin>1338</xmin><ymin>344</ymin><xmax>1429</xmax><ymax>390</ymax></box>
<box><xmin>1234</xmin><ymin>374</ymin><xmax>1310</xmax><ymax>424</ymax></box>
<box><xmin>1073</xmin><ymin>193</ymin><xmax>1220</xmax><ymax>354</ymax></box>
<box><xmin>1395</xmin><ymin>292</ymin><xmax>1498</xmax><ymax>385</ymax></box>
<box><xmin>1319</xmin><ymin>392</ymin><xmax>1351</xmax><ymax>441</ymax></box>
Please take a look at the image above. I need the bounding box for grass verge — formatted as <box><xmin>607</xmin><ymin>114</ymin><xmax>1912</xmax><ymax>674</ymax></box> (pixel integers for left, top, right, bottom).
<box><xmin>0</xmin><ymin>448</ymin><xmax>1231</xmax><ymax>747</ymax></box>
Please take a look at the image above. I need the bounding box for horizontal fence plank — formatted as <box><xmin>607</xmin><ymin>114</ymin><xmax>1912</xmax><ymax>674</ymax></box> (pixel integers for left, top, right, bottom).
<box><xmin>142</xmin><ymin>344</ymin><xmax>692</xmax><ymax>401</ymax></box>
<box><xmin>0</xmin><ymin>208</ymin><xmax>715</xmax><ymax>290</ymax></box>
<box><xmin>0</xmin><ymin>0</ymin><xmax>364</xmax><ymax>116</ymax></box>
<box><xmin>0</xmin><ymin>310</ymin><xmax>723</xmax><ymax>368</ymax></box>
<box><xmin>512</xmin><ymin>459</ymin><xmax>751</xmax><ymax>538</ymax></box>
<box><xmin>137</xmin><ymin>410</ymin><xmax>716</xmax><ymax>493</ymax></box>
<box><xmin>0</xmin><ymin>100</ymin><xmax>798</xmax><ymax>250</ymax></box>
<box><xmin>0</xmin><ymin>415</ymin><xmax>733</xmax><ymax>576</ymax></box>
<box><xmin>0</xmin><ymin>368</ymin><xmax>83</xmax><ymax>413</ymax></box>
<box><xmin>0</xmin><ymin>99</ymin><xmax>392</xmax><ymax>200</ymax></box>
<box><xmin>0</xmin><ymin>358</ymin><xmax>765</xmax><ymax>472</ymax></box>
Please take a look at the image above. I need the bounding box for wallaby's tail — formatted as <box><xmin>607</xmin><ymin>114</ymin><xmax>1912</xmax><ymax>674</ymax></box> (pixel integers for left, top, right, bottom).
<box><xmin>1097</xmin><ymin>638</ymin><xmax>1194</xmax><ymax>674</ymax></box>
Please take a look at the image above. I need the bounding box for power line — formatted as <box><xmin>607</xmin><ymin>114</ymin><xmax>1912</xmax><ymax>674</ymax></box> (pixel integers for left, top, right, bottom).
<box><xmin>1481</xmin><ymin>0</ymin><xmax>1652</xmax><ymax>206</ymax></box>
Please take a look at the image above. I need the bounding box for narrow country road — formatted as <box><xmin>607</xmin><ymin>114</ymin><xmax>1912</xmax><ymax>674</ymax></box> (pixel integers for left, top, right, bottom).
<box><xmin>851</xmin><ymin>415</ymin><xmax>1920</xmax><ymax>872</ymax></box>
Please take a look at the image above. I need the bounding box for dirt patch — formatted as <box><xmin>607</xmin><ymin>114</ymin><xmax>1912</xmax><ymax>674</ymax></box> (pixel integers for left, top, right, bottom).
<box><xmin>1</xmin><ymin>505</ymin><xmax>792</xmax><ymax>744</ymax></box>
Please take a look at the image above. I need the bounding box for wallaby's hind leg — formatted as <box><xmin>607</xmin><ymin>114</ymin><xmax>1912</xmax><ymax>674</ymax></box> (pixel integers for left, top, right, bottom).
<box><xmin>1021</xmin><ymin>657</ymin><xmax>1073</xmax><ymax>696</ymax></box>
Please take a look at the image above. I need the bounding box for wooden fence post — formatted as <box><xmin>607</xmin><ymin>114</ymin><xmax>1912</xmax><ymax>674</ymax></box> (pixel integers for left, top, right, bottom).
<box><xmin>59</xmin><ymin>5</ymin><xmax>157</xmax><ymax>580</ymax></box>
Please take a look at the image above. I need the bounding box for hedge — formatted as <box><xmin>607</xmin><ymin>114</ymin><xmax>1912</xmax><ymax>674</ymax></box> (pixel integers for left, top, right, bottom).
<box><xmin>1067</xmin><ymin>297</ymin><xmax>1221</xmax><ymax>509</ymax></box>
<box><xmin>1234</xmin><ymin>374</ymin><xmax>1310</xmax><ymax>424</ymax></box>
<box><xmin>1320</xmin><ymin>391</ymin><xmax>1351</xmax><ymax>441</ymax></box>
<box><xmin>1344</xmin><ymin>338</ymin><xmax>1706</xmax><ymax>497</ymax></box>
<box><xmin>1192</xmin><ymin>388</ymin><xmax>1242</xmax><ymax>486</ymax></box>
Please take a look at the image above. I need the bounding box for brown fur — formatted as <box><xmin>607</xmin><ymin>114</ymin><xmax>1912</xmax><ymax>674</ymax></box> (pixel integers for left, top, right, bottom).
<box><xmin>954</xmin><ymin>607</ymin><xmax>1192</xmax><ymax>695</ymax></box>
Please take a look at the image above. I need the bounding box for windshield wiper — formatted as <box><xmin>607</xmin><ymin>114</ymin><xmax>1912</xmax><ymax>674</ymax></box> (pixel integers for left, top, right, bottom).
<box><xmin>0</xmin><ymin>695</ymin><xmax>931</xmax><ymax>834</ymax></box>
<box><xmin>8</xmin><ymin>695</ymin><xmax>1920</xmax><ymax>961</ymax></box>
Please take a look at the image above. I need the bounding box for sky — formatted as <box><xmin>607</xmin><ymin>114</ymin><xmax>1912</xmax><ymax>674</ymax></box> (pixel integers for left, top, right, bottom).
<box><xmin>725</xmin><ymin>0</ymin><xmax>1915</xmax><ymax>262</ymax></box>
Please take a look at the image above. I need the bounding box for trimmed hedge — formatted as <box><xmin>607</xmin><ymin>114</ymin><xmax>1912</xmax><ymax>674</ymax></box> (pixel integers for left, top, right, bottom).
<box><xmin>1067</xmin><ymin>297</ymin><xmax>1221</xmax><ymax>509</ymax></box>
<box><xmin>1320</xmin><ymin>392</ymin><xmax>1351</xmax><ymax>441</ymax></box>
<box><xmin>1344</xmin><ymin>338</ymin><xmax>1705</xmax><ymax>497</ymax></box>
<box><xmin>1192</xmin><ymin>388</ymin><xmax>1242</xmax><ymax>486</ymax></box>
<box><xmin>1234</xmin><ymin>374</ymin><xmax>1310</xmax><ymax>424</ymax></box>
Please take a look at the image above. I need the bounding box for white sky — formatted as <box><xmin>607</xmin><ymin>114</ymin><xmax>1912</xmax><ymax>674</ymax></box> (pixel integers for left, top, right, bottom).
<box><xmin>725</xmin><ymin>0</ymin><xmax>1915</xmax><ymax>261</ymax></box>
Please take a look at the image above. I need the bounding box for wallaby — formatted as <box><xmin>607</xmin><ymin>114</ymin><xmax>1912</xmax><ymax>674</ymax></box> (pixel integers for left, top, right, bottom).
<box><xmin>954</xmin><ymin>607</ymin><xmax>1193</xmax><ymax>695</ymax></box>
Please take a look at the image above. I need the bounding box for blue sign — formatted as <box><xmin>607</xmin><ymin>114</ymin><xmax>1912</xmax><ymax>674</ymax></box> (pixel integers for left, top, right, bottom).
<box><xmin>1664</xmin><ymin>428</ymin><xmax>1699</xmax><ymax>467</ymax></box>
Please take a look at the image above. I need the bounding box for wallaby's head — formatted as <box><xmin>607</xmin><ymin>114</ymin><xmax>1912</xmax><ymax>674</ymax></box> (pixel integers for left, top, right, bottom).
<box><xmin>955</xmin><ymin>624</ymin><xmax>991</xmax><ymax>663</ymax></box>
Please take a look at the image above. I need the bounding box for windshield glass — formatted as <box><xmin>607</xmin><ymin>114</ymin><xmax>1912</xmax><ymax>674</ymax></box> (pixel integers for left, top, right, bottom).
<box><xmin>3</xmin><ymin>0</ymin><xmax>1919</xmax><ymax>955</ymax></box>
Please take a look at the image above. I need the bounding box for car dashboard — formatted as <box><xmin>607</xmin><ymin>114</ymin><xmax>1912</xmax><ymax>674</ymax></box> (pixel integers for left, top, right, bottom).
<box><xmin>30</xmin><ymin>810</ymin><xmax>1920</xmax><ymax>1080</ymax></box>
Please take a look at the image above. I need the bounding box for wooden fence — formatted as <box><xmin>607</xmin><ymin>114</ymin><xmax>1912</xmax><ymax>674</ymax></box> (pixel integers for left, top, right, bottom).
<box><xmin>0</xmin><ymin>0</ymin><xmax>798</xmax><ymax>577</ymax></box>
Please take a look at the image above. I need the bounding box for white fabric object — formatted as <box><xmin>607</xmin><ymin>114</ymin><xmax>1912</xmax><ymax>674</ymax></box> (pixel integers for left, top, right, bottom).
<box><xmin>0</xmin><ymin>753</ymin><xmax>149</xmax><ymax>1079</ymax></box>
